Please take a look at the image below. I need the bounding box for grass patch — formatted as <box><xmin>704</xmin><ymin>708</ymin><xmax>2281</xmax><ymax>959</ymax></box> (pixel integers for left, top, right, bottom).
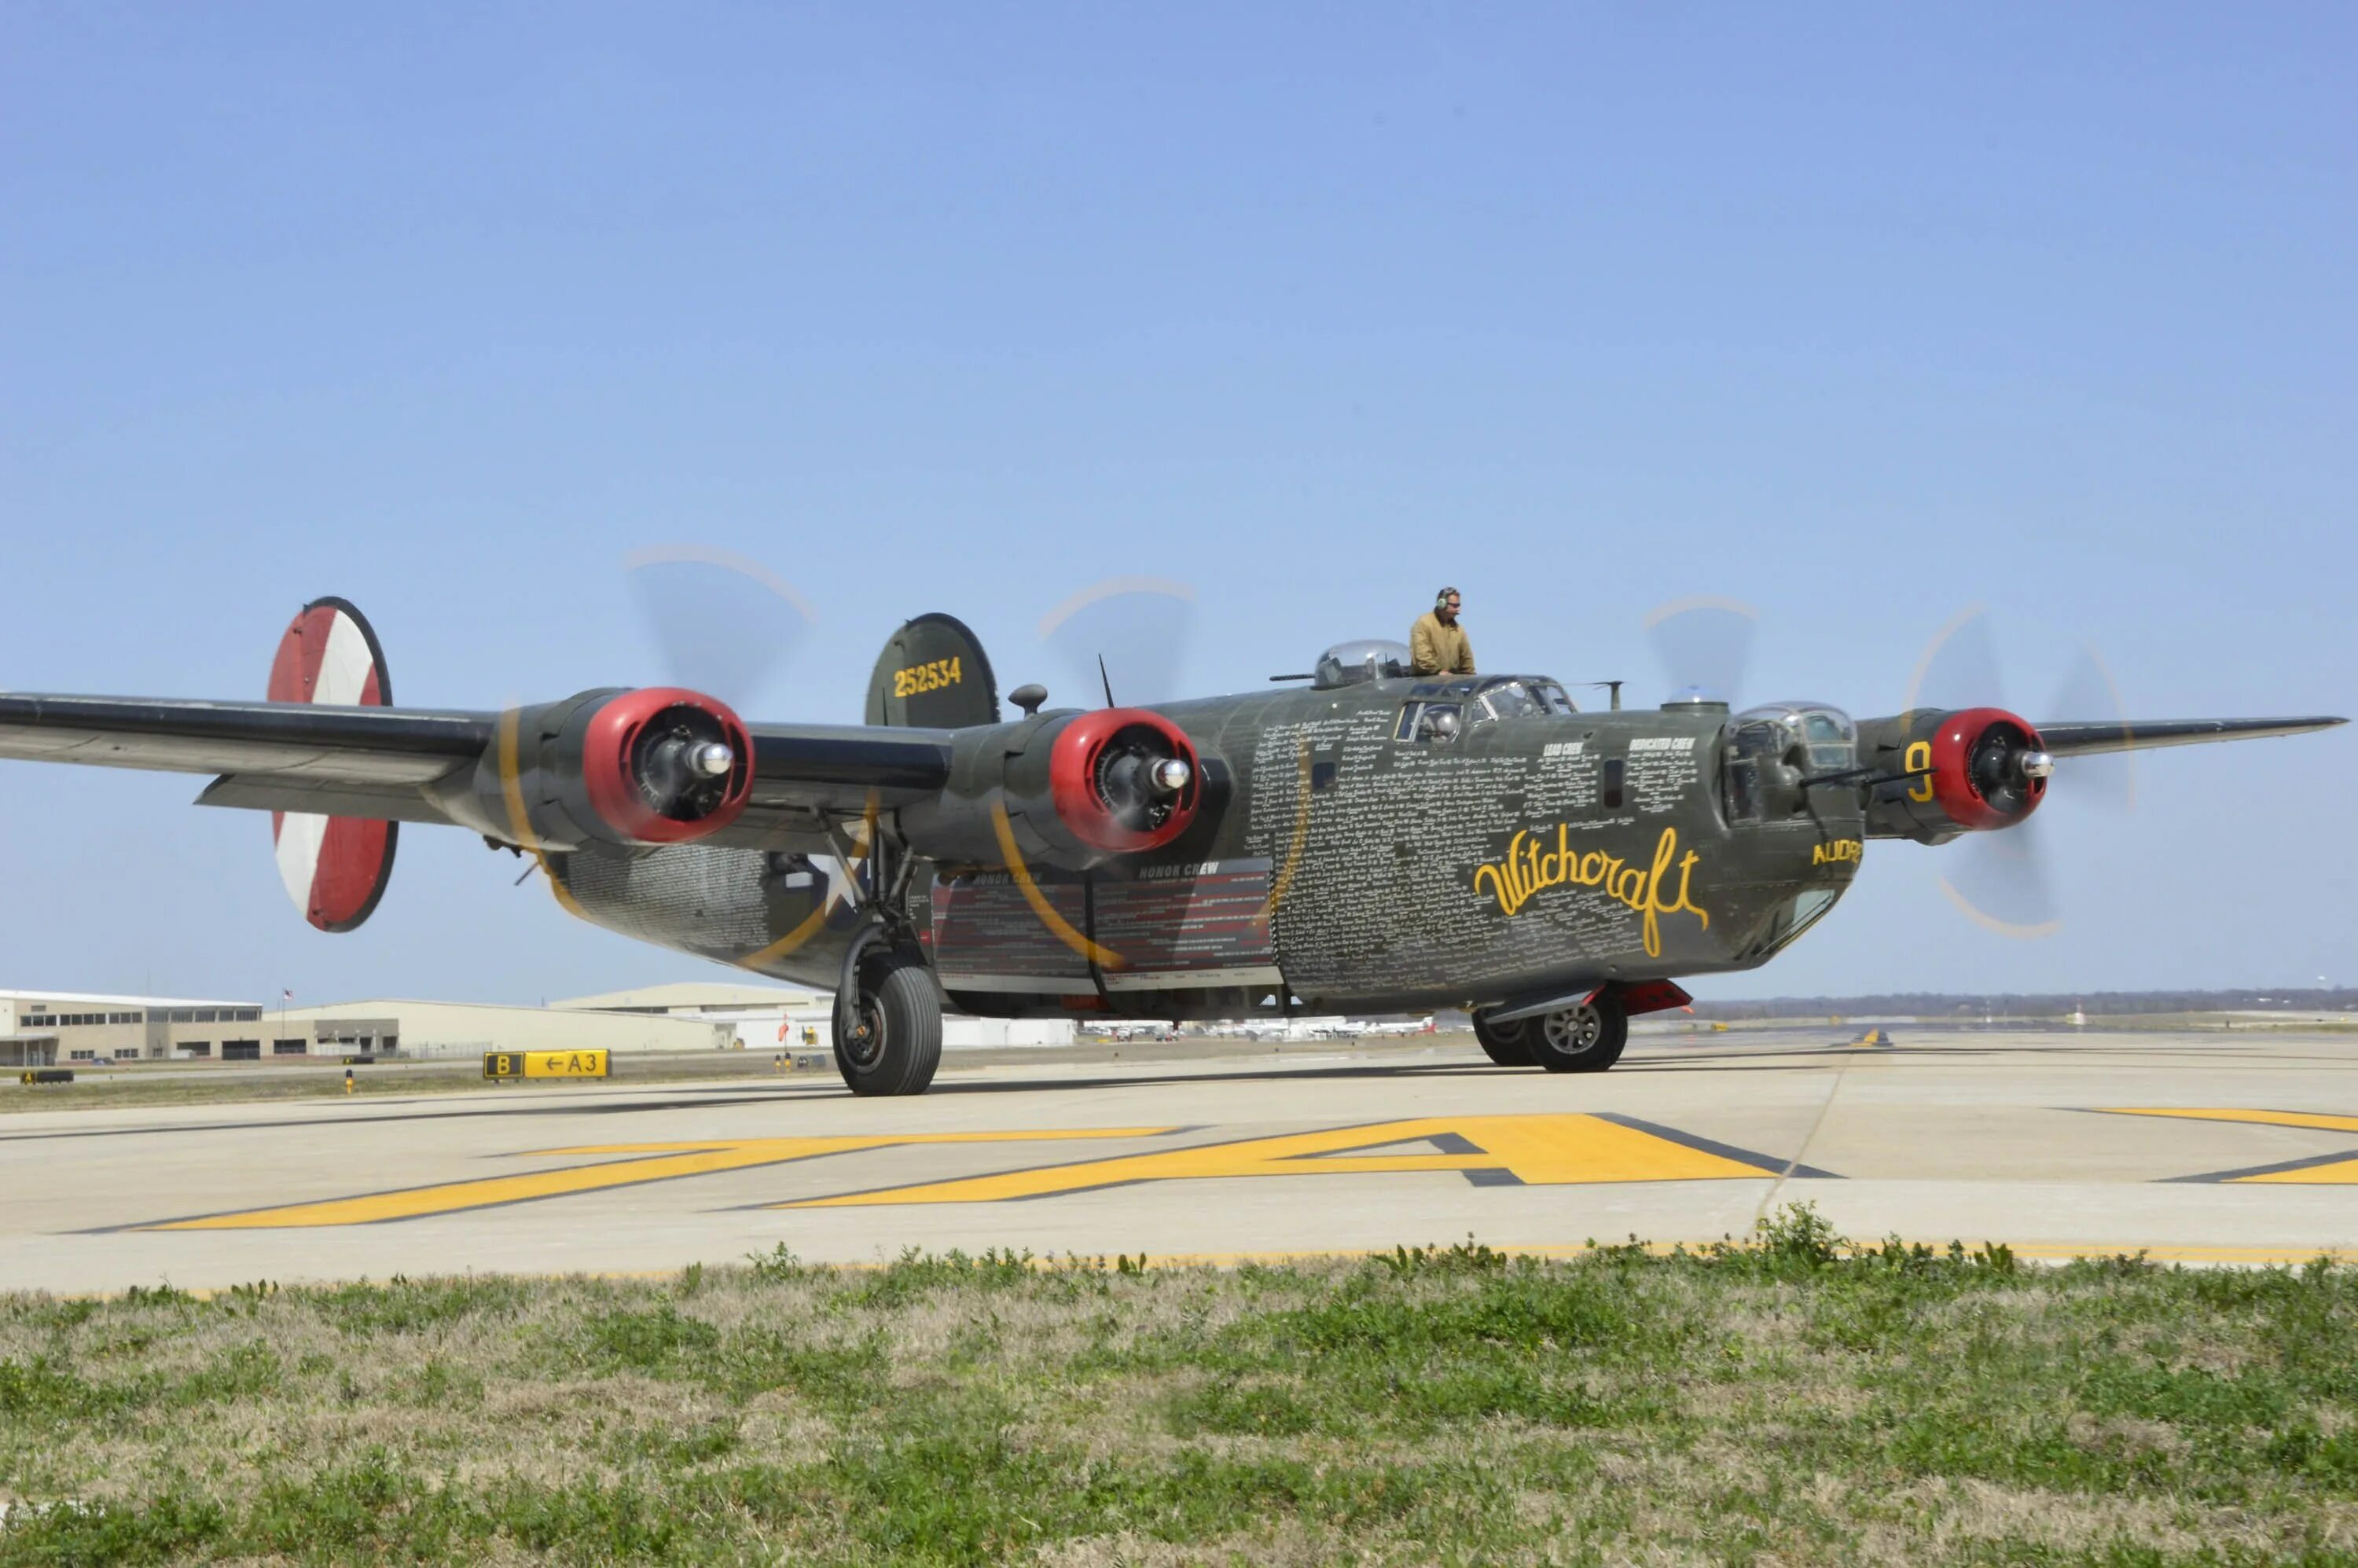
<box><xmin>2</xmin><ymin>1209</ymin><xmax>2355</xmax><ymax>1563</ymax></box>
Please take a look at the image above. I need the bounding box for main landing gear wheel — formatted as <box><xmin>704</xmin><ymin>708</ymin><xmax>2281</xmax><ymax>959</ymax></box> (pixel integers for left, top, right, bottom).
<box><xmin>833</xmin><ymin>952</ymin><xmax>943</xmax><ymax>1097</ymax></box>
<box><xmin>1526</xmin><ymin>995</ymin><xmax>1629</xmax><ymax>1074</ymax></box>
<box><xmin>1471</xmin><ymin>1009</ymin><xmax>1534</xmax><ymax>1067</ymax></box>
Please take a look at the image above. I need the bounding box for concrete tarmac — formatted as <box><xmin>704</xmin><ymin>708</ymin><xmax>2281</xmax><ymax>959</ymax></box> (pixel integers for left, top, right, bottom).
<box><xmin>7</xmin><ymin>1026</ymin><xmax>2358</xmax><ymax>1294</ymax></box>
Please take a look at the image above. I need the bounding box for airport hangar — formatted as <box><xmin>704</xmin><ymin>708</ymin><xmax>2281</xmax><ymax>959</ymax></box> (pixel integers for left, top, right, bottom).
<box><xmin>0</xmin><ymin>984</ymin><xmax>1078</xmax><ymax>1067</ymax></box>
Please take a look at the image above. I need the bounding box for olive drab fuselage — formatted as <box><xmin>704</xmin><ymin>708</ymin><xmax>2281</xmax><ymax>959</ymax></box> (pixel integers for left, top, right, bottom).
<box><xmin>548</xmin><ymin>671</ymin><xmax>1871</xmax><ymax>1020</ymax></box>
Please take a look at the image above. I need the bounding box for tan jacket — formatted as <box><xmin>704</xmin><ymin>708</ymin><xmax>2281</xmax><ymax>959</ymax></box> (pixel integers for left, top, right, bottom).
<box><xmin>1410</xmin><ymin>611</ymin><xmax>1475</xmax><ymax>676</ymax></box>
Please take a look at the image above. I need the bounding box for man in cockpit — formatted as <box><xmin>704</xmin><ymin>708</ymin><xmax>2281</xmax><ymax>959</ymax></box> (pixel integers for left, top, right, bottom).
<box><xmin>1410</xmin><ymin>586</ymin><xmax>1476</xmax><ymax>677</ymax></box>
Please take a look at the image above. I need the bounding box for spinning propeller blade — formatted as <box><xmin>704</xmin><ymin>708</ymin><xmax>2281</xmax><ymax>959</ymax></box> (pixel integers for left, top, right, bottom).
<box><xmin>1906</xmin><ymin>604</ymin><xmax>2138</xmax><ymax>939</ymax></box>
<box><xmin>1644</xmin><ymin>596</ymin><xmax>1758</xmax><ymax>707</ymax></box>
<box><xmin>1038</xmin><ymin>577</ymin><xmax>1197</xmax><ymax>708</ymax></box>
<box><xmin>2043</xmin><ymin>642</ymin><xmax>2136</xmax><ymax>813</ymax></box>
<box><xmin>1905</xmin><ymin>603</ymin><xmax>2007</xmax><ymax>716</ymax></box>
<box><xmin>624</xmin><ymin>545</ymin><xmax>817</xmax><ymax>710</ymax></box>
<box><xmin>1937</xmin><ymin>812</ymin><xmax>2062</xmax><ymax>939</ymax></box>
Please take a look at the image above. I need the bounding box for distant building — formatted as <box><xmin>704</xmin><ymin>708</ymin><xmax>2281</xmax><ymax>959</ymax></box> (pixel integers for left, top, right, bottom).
<box><xmin>2</xmin><ymin>979</ymin><xmax>1077</xmax><ymax>1069</ymax></box>
<box><xmin>0</xmin><ymin>989</ymin><xmax>269</xmax><ymax>1067</ymax></box>
<box><xmin>288</xmin><ymin>999</ymin><xmax>734</xmax><ymax>1059</ymax></box>
<box><xmin>0</xmin><ymin>988</ymin><xmax>733</xmax><ymax>1065</ymax></box>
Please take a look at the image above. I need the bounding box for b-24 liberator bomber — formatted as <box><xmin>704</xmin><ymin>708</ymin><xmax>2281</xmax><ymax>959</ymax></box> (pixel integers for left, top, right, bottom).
<box><xmin>0</xmin><ymin>599</ymin><xmax>2341</xmax><ymax>1095</ymax></box>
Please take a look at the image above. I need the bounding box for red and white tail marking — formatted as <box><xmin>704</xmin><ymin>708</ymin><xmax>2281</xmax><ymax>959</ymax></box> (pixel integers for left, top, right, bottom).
<box><xmin>266</xmin><ymin>598</ymin><xmax>398</xmax><ymax>932</ymax></box>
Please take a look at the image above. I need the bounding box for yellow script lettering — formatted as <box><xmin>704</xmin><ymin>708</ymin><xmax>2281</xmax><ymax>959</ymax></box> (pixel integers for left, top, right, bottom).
<box><xmin>1474</xmin><ymin>826</ymin><xmax>1711</xmax><ymax>958</ymax></box>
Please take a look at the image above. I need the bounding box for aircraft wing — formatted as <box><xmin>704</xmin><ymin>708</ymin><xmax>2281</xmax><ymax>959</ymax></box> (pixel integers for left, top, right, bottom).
<box><xmin>0</xmin><ymin>694</ymin><xmax>495</xmax><ymax>782</ymax></box>
<box><xmin>2034</xmin><ymin>716</ymin><xmax>2345</xmax><ymax>756</ymax></box>
<box><xmin>0</xmin><ymin>693</ymin><xmax>956</xmax><ymax>833</ymax></box>
<box><xmin>742</xmin><ymin>722</ymin><xmax>953</xmax><ymax>810</ymax></box>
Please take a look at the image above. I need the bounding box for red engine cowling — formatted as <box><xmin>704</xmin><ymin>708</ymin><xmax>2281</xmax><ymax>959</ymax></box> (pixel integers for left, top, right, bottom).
<box><xmin>477</xmin><ymin>686</ymin><xmax>755</xmax><ymax>849</ymax></box>
<box><xmin>1045</xmin><ymin>708</ymin><xmax>1203</xmax><ymax>855</ymax></box>
<box><xmin>902</xmin><ymin>705</ymin><xmax>1207</xmax><ymax>870</ymax></box>
<box><xmin>1866</xmin><ymin>706</ymin><xmax>2050</xmax><ymax>841</ymax></box>
<box><xmin>575</xmin><ymin>687</ymin><xmax>755</xmax><ymax>843</ymax></box>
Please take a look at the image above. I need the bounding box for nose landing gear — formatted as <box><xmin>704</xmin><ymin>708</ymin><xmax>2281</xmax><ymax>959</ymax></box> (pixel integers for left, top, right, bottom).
<box><xmin>1472</xmin><ymin>991</ymin><xmax>1629</xmax><ymax>1074</ymax></box>
<box><xmin>1530</xmin><ymin>995</ymin><xmax>1628</xmax><ymax>1072</ymax></box>
<box><xmin>1471</xmin><ymin>1009</ymin><xmax>1533</xmax><ymax>1067</ymax></box>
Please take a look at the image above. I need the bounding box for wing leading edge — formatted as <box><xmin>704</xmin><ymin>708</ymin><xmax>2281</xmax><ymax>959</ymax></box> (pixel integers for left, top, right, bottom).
<box><xmin>2035</xmin><ymin>715</ymin><xmax>2346</xmax><ymax>756</ymax></box>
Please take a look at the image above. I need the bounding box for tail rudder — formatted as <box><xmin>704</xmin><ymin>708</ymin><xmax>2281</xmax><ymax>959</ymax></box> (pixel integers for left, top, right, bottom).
<box><xmin>266</xmin><ymin>597</ymin><xmax>398</xmax><ymax>931</ymax></box>
<box><xmin>866</xmin><ymin>613</ymin><xmax>1000</xmax><ymax>729</ymax></box>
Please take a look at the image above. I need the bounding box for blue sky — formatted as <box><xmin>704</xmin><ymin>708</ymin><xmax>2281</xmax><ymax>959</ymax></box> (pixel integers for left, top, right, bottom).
<box><xmin>3</xmin><ymin>5</ymin><xmax>2350</xmax><ymax>1005</ymax></box>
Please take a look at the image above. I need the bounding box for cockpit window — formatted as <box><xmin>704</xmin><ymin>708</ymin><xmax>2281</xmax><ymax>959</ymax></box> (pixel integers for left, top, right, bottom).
<box><xmin>1732</xmin><ymin>720</ymin><xmax>1787</xmax><ymax>763</ymax></box>
<box><xmin>1723</xmin><ymin>703</ymin><xmax>1857</xmax><ymax>822</ymax></box>
<box><xmin>1746</xmin><ymin>888</ymin><xmax>1842</xmax><ymax>958</ymax></box>
<box><xmin>1400</xmin><ymin>675</ymin><xmax>1576</xmax><ymax>737</ymax></box>
<box><xmin>1396</xmin><ymin>702</ymin><xmax>1464</xmax><ymax>744</ymax></box>
<box><xmin>1466</xmin><ymin>677</ymin><xmax>1576</xmax><ymax>724</ymax></box>
<box><xmin>1802</xmin><ymin>712</ymin><xmax>1855</xmax><ymax>770</ymax></box>
<box><xmin>1732</xmin><ymin>703</ymin><xmax>1855</xmax><ymax>772</ymax></box>
<box><xmin>1478</xmin><ymin>681</ymin><xmax>1541</xmax><ymax>722</ymax></box>
<box><xmin>1723</xmin><ymin>722</ymin><xmax>1779</xmax><ymax>821</ymax></box>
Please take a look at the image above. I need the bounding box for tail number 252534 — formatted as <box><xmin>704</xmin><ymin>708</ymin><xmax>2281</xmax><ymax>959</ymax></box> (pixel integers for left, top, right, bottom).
<box><xmin>893</xmin><ymin>657</ymin><xmax>963</xmax><ymax>699</ymax></box>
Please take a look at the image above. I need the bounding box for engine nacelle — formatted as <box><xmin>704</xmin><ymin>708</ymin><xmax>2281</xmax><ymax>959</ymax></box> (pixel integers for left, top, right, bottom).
<box><xmin>1042</xmin><ymin>708</ymin><xmax>1203</xmax><ymax>856</ymax></box>
<box><xmin>473</xmin><ymin>687</ymin><xmax>754</xmax><ymax>850</ymax></box>
<box><xmin>1861</xmin><ymin>707</ymin><xmax>2051</xmax><ymax>843</ymax></box>
<box><xmin>905</xmin><ymin>707</ymin><xmax>1206</xmax><ymax>871</ymax></box>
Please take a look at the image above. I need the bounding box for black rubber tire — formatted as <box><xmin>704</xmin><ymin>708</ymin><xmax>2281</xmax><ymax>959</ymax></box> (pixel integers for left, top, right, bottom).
<box><xmin>833</xmin><ymin>953</ymin><xmax>943</xmax><ymax>1097</ymax></box>
<box><xmin>1471</xmin><ymin>1010</ymin><xmax>1533</xmax><ymax>1067</ymax></box>
<box><xmin>1526</xmin><ymin>997</ymin><xmax>1629</xmax><ymax>1074</ymax></box>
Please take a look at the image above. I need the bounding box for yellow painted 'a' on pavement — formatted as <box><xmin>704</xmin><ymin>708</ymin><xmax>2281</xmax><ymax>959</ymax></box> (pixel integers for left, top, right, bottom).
<box><xmin>774</xmin><ymin>1114</ymin><xmax>1787</xmax><ymax>1209</ymax></box>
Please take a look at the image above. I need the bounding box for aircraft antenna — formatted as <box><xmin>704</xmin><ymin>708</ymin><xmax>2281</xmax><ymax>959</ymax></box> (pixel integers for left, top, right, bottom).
<box><xmin>1098</xmin><ymin>653</ymin><xmax>1116</xmax><ymax>708</ymax></box>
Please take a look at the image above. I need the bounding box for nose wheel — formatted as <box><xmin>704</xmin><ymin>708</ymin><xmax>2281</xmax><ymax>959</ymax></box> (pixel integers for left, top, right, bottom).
<box><xmin>832</xmin><ymin>950</ymin><xmax>943</xmax><ymax>1096</ymax></box>
<box><xmin>1474</xmin><ymin>993</ymin><xmax>1629</xmax><ymax>1073</ymax></box>
<box><xmin>1471</xmin><ymin>1009</ymin><xmax>1533</xmax><ymax>1067</ymax></box>
<box><xmin>1528</xmin><ymin>994</ymin><xmax>1628</xmax><ymax>1073</ymax></box>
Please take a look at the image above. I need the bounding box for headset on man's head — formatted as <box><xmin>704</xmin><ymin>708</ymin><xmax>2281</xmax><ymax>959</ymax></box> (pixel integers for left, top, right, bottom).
<box><xmin>1434</xmin><ymin>586</ymin><xmax>1460</xmax><ymax>610</ymax></box>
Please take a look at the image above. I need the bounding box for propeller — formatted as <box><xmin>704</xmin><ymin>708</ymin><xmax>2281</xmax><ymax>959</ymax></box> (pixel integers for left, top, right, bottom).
<box><xmin>1644</xmin><ymin>596</ymin><xmax>1759</xmax><ymax>707</ymax></box>
<box><xmin>1904</xmin><ymin>604</ymin><xmax>2133</xmax><ymax>939</ymax></box>
<box><xmin>1644</xmin><ymin>595</ymin><xmax>2136</xmax><ymax>941</ymax></box>
<box><xmin>1037</xmin><ymin>577</ymin><xmax>1197</xmax><ymax>708</ymax></box>
<box><xmin>624</xmin><ymin>545</ymin><xmax>817</xmax><ymax>711</ymax></box>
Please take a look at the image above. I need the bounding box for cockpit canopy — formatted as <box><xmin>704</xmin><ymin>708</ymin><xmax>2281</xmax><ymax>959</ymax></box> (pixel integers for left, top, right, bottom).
<box><xmin>1722</xmin><ymin>701</ymin><xmax>1857</xmax><ymax>821</ymax></box>
<box><xmin>1413</xmin><ymin>675</ymin><xmax>1579</xmax><ymax>719</ymax></box>
<box><xmin>1393</xmin><ymin>675</ymin><xmax>1580</xmax><ymax>743</ymax></box>
<box><xmin>1729</xmin><ymin>702</ymin><xmax>1857</xmax><ymax>773</ymax></box>
<box><xmin>1312</xmin><ymin>639</ymin><xmax>1414</xmax><ymax>689</ymax></box>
